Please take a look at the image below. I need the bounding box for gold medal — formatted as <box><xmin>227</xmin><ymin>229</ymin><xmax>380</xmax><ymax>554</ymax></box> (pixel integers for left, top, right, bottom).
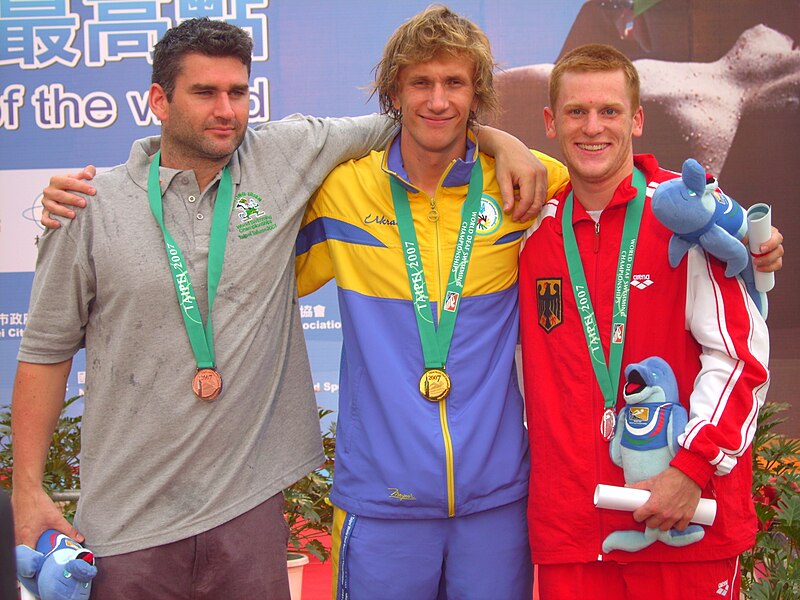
<box><xmin>419</xmin><ymin>369</ymin><xmax>451</xmax><ymax>401</ymax></box>
<box><xmin>193</xmin><ymin>368</ymin><xmax>223</xmax><ymax>401</ymax></box>
<box><xmin>600</xmin><ymin>407</ymin><xmax>616</xmax><ymax>442</ymax></box>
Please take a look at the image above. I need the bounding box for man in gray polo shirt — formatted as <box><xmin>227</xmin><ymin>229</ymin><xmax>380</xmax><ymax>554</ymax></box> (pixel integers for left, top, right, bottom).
<box><xmin>12</xmin><ymin>17</ymin><xmax>547</xmax><ymax>599</ymax></box>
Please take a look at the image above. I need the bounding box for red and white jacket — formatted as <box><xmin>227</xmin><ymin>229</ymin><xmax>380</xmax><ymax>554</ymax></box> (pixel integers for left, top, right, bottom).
<box><xmin>519</xmin><ymin>154</ymin><xmax>770</xmax><ymax>564</ymax></box>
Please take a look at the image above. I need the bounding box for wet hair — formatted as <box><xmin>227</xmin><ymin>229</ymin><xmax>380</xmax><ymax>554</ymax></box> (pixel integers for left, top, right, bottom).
<box><xmin>549</xmin><ymin>43</ymin><xmax>641</xmax><ymax>109</ymax></box>
<box><xmin>151</xmin><ymin>18</ymin><xmax>253</xmax><ymax>100</ymax></box>
<box><xmin>373</xmin><ymin>4</ymin><xmax>497</xmax><ymax>124</ymax></box>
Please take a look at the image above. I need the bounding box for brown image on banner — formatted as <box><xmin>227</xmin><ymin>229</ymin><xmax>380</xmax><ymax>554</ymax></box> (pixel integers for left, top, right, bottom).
<box><xmin>491</xmin><ymin>0</ymin><xmax>800</xmax><ymax>434</ymax></box>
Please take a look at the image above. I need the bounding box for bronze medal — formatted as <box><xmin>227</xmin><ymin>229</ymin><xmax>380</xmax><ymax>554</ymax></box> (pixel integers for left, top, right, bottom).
<box><xmin>193</xmin><ymin>368</ymin><xmax>223</xmax><ymax>401</ymax></box>
<box><xmin>419</xmin><ymin>369</ymin><xmax>451</xmax><ymax>401</ymax></box>
<box><xmin>600</xmin><ymin>407</ymin><xmax>616</xmax><ymax>442</ymax></box>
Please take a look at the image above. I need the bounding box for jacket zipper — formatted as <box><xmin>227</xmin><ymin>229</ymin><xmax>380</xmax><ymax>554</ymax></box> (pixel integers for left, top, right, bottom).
<box><xmin>429</xmin><ymin>191</ymin><xmax>457</xmax><ymax>518</ymax></box>
<box><xmin>593</xmin><ymin>220</ymin><xmax>601</xmax><ymax>253</ymax></box>
<box><xmin>592</xmin><ymin>216</ymin><xmax>606</xmax><ymax>559</ymax></box>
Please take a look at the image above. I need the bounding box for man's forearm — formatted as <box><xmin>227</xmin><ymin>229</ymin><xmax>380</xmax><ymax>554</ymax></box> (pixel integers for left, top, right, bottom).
<box><xmin>474</xmin><ymin>125</ymin><xmax>548</xmax><ymax>220</ymax></box>
<box><xmin>474</xmin><ymin>124</ymin><xmax>520</xmax><ymax>157</ymax></box>
<box><xmin>11</xmin><ymin>360</ymin><xmax>72</xmax><ymax>491</ymax></box>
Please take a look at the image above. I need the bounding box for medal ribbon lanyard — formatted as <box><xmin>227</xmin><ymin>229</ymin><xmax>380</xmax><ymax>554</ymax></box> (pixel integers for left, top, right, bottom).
<box><xmin>390</xmin><ymin>160</ymin><xmax>483</xmax><ymax>371</ymax></box>
<box><xmin>562</xmin><ymin>168</ymin><xmax>646</xmax><ymax>411</ymax></box>
<box><xmin>147</xmin><ymin>150</ymin><xmax>233</xmax><ymax>370</ymax></box>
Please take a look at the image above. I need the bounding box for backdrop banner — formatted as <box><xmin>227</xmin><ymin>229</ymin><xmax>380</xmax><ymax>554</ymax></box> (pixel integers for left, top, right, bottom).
<box><xmin>1</xmin><ymin>0</ymin><xmax>797</xmax><ymax>434</ymax></box>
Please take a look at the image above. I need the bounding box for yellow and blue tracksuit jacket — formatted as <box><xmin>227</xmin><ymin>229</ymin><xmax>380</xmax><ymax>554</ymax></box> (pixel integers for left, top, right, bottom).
<box><xmin>296</xmin><ymin>133</ymin><xmax>568</xmax><ymax>519</ymax></box>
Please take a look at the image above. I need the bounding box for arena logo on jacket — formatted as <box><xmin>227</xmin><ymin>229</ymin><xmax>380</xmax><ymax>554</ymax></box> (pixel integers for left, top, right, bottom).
<box><xmin>235</xmin><ymin>192</ymin><xmax>276</xmax><ymax>239</ymax></box>
<box><xmin>536</xmin><ymin>278</ymin><xmax>562</xmax><ymax>332</ymax></box>
<box><xmin>630</xmin><ymin>273</ymin><xmax>654</xmax><ymax>290</ymax></box>
<box><xmin>476</xmin><ymin>195</ymin><xmax>502</xmax><ymax>236</ymax></box>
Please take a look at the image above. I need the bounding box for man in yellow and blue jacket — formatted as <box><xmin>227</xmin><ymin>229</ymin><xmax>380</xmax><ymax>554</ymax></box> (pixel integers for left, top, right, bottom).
<box><xmin>296</xmin><ymin>7</ymin><xmax>568</xmax><ymax>599</ymax></box>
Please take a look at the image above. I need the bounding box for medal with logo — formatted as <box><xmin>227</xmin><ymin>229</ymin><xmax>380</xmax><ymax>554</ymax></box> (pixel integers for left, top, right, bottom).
<box><xmin>390</xmin><ymin>160</ymin><xmax>483</xmax><ymax>402</ymax></box>
<box><xmin>147</xmin><ymin>151</ymin><xmax>233</xmax><ymax>402</ymax></box>
<box><xmin>562</xmin><ymin>168</ymin><xmax>646</xmax><ymax>441</ymax></box>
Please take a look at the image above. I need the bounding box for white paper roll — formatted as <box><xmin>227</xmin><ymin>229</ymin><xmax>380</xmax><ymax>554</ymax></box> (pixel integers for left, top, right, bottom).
<box><xmin>593</xmin><ymin>484</ymin><xmax>717</xmax><ymax>526</ymax></box>
<box><xmin>747</xmin><ymin>203</ymin><xmax>775</xmax><ymax>293</ymax></box>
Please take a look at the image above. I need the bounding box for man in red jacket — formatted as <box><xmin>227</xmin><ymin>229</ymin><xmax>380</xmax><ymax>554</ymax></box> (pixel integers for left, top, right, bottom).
<box><xmin>519</xmin><ymin>43</ymin><xmax>770</xmax><ymax>599</ymax></box>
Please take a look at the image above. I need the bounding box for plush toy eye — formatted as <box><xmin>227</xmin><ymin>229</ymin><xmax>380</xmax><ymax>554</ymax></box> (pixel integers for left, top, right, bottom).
<box><xmin>63</xmin><ymin>570</ymin><xmax>72</xmax><ymax>578</ymax></box>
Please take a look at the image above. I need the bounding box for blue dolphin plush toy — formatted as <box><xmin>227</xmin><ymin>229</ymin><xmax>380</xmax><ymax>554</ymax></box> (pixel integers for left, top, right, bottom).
<box><xmin>16</xmin><ymin>530</ymin><xmax>96</xmax><ymax>600</ymax></box>
<box><xmin>651</xmin><ymin>158</ymin><xmax>766</xmax><ymax>317</ymax></box>
<box><xmin>603</xmin><ymin>357</ymin><xmax>705</xmax><ymax>553</ymax></box>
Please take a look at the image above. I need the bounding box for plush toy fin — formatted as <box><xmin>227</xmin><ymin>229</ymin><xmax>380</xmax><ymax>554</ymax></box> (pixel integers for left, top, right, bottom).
<box><xmin>67</xmin><ymin>554</ymin><xmax>98</xmax><ymax>583</ymax></box>
<box><xmin>699</xmin><ymin>227</ymin><xmax>748</xmax><ymax>277</ymax></box>
<box><xmin>667</xmin><ymin>236</ymin><xmax>693</xmax><ymax>268</ymax></box>
<box><xmin>15</xmin><ymin>544</ymin><xmax>43</xmax><ymax>578</ymax></box>
<box><xmin>602</xmin><ymin>530</ymin><xmax>655</xmax><ymax>553</ymax></box>
<box><xmin>681</xmin><ymin>158</ymin><xmax>707</xmax><ymax>195</ymax></box>
<box><xmin>15</xmin><ymin>544</ymin><xmax>44</xmax><ymax>596</ymax></box>
<box><xmin>603</xmin><ymin>525</ymin><xmax>705</xmax><ymax>553</ymax></box>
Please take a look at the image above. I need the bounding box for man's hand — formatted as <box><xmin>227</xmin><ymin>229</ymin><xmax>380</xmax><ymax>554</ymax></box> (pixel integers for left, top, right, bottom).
<box><xmin>41</xmin><ymin>166</ymin><xmax>97</xmax><ymax>229</ymax></box>
<box><xmin>752</xmin><ymin>225</ymin><xmax>784</xmax><ymax>273</ymax></box>
<box><xmin>494</xmin><ymin>146</ymin><xmax>548</xmax><ymax>222</ymax></box>
<box><xmin>474</xmin><ymin>126</ymin><xmax>547</xmax><ymax>221</ymax></box>
<box><xmin>628</xmin><ymin>467</ymin><xmax>702</xmax><ymax>532</ymax></box>
<box><xmin>12</xmin><ymin>486</ymin><xmax>83</xmax><ymax>547</ymax></box>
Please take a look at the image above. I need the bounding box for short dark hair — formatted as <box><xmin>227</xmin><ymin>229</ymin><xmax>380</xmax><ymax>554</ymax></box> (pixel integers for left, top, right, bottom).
<box><xmin>152</xmin><ymin>18</ymin><xmax>253</xmax><ymax>100</ymax></box>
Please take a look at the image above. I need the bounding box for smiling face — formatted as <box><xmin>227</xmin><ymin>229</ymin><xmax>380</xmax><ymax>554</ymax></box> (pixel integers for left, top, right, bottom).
<box><xmin>150</xmin><ymin>52</ymin><xmax>250</xmax><ymax>171</ymax></box>
<box><xmin>391</xmin><ymin>54</ymin><xmax>479</xmax><ymax>165</ymax></box>
<box><xmin>544</xmin><ymin>69</ymin><xmax>643</xmax><ymax>206</ymax></box>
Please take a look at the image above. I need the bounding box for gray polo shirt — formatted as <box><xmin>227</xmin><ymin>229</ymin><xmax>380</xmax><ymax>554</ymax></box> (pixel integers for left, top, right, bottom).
<box><xmin>18</xmin><ymin>114</ymin><xmax>393</xmax><ymax>556</ymax></box>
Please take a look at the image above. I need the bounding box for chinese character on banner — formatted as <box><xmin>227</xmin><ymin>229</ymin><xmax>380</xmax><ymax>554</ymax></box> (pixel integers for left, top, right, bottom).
<box><xmin>299</xmin><ymin>305</ymin><xmax>313</xmax><ymax>319</ymax></box>
<box><xmin>83</xmin><ymin>0</ymin><xmax>170</xmax><ymax>67</ymax></box>
<box><xmin>0</xmin><ymin>0</ymin><xmax>80</xmax><ymax>68</ymax></box>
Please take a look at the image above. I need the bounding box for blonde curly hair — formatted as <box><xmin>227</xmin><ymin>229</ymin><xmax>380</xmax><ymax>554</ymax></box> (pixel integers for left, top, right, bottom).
<box><xmin>373</xmin><ymin>4</ymin><xmax>498</xmax><ymax>125</ymax></box>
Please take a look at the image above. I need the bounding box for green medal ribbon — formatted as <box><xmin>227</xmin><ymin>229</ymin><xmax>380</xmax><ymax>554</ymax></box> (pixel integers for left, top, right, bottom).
<box><xmin>390</xmin><ymin>160</ymin><xmax>483</xmax><ymax>371</ymax></box>
<box><xmin>562</xmin><ymin>168</ymin><xmax>646</xmax><ymax>409</ymax></box>
<box><xmin>147</xmin><ymin>150</ymin><xmax>233</xmax><ymax>369</ymax></box>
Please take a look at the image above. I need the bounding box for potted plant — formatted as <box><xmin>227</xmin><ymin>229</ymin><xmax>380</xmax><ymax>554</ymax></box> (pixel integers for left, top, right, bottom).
<box><xmin>740</xmin><ymin>401</ymin><xmax>800</xmax><ymax>599</ymax></box>
<box><xmin>0</xmin><ymin>395</ymin><xmax>83</xmax><ymax>518</ymax></box>
<box><xmin>282</xmin><ymin>407</ymin><xmax>336</xmax><ymax>599</ymax></box>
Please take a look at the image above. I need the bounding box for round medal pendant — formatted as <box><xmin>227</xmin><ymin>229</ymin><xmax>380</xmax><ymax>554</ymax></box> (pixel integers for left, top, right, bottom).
<box><xmin>419</xmin><ymin>369</ymin><xmax>451</xmax><ymax>401</ymax></box>
<box><xmin>600</xmin><ymin>408</ymin><xmax>616</xmax><ymax>442</ymax></box>
<box><xmin>193</xmin><ymin>368</ymin><xmax>223</xmax><ymax>401</ymax></box>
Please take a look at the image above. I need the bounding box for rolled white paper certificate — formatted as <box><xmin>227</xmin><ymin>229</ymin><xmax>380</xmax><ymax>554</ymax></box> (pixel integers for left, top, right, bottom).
<box><xmin>593</xmin><ymin>484</ymin><xmax>717</xmax><ymax>526</ymax></box>
<box><xmin>747</xmin><ymin>203</ymin><xmax>775</xmax><ymax>293</ymax></box>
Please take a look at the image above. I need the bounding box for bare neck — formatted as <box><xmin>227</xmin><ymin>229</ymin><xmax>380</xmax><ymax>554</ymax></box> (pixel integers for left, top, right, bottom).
<box><xmin>399</xmin><ymin>137</ymin><xmax>467</xmax><ymax>197</ymax></box>
<box><xmin>569</xmin><ymin>163</ymin><xmax>636</xmax><ymax>212</ymax></box>
<box><xmin>158</xmin><ymin>143</ymin><xmax>230</xmax><ymax>191</ymax></box>
<box><xmin>569</xmin><ymin>179</ymin><xmax>620</xmax><ymax>212</ymax></box>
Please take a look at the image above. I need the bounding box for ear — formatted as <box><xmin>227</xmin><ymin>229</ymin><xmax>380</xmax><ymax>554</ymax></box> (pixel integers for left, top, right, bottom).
<box><xmin>543</xmin><ymin>107</ymin><xmax>556</xmax><ymax>139</ymax></box>
<box><xmin>149</xmin><ymin>83</ymin><xmax>169</xmax><ymax>121</ymax></box>
<box><xmin>632</xmin><ymin>105</ymin><xmax>644</xmax><ymax>138</ymax></box>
